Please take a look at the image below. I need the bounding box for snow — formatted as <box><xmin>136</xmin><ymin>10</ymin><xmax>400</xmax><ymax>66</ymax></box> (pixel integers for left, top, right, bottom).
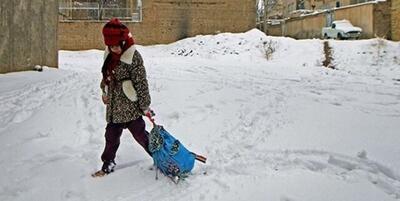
<box><xmin>331</xmin><ymin>20</ymin><xmax>362</xmax><ymax>32</ymax></box>
<box><xmin>1</xmin><ymin>29</ymin><xmax>399</xmax><ymax>201</ymax></box>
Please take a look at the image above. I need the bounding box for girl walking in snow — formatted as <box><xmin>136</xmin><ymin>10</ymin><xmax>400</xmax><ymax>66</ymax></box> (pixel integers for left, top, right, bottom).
<box><xmin>93</xmin><ymin>18</ymin><xmax>152</xmax><ymax>177</ymax></box>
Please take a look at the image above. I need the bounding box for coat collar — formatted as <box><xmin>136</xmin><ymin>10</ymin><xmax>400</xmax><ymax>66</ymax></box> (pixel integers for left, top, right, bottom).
<box><xmin>103</xmin><ymin>45</ymin><xmax>136</xmax><ymax>64</ymax></box>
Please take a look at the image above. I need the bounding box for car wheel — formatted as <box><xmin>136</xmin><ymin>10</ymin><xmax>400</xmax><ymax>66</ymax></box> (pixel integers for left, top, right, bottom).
<box><xmin>324</xmin><ymin>34</ymin><xmax>329</xmax><ymax>39</ymax></box>
<box><xmin>337</xmin><ymin>33</ymin><xmax>343</xmax><ymax>40</ymax></box>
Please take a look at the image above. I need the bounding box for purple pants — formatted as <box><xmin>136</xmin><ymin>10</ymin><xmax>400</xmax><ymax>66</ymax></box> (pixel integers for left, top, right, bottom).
<box><xmin>101</xmin><ymin>117</ymin><xmax>151</xmax><ymax>162</ymax></box>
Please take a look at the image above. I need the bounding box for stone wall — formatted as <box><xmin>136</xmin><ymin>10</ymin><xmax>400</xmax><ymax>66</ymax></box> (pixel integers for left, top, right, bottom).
<box><xmin>0</xmin><ymin>0</ymin><xmax>58</xmax><ymax>73</ymax></box>
<box><xmin>59</xmin><ymin>0</ymin><xmax>257</xmax><ymax>50</ymax></box>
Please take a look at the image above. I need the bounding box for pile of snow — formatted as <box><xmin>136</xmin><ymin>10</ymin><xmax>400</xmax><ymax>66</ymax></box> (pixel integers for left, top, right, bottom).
<box><xmin>146</xmin><ymin>29</ymin><xmax>323</xmax><ymax>65</ymax></box>
<box><xmin>1</xmin><ymin>30</ymin><xmax>400</xmax><ymax>201</ymax></box>
<box><xmin>331</xmin><ymin>39</ymin><xmax>400</xmax><ymax>80</ymax></box>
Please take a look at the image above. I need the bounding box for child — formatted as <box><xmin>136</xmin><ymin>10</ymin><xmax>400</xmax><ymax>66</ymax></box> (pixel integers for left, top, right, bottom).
<box><xmin>92</xmin><ymin>18</ymin><xmax>152</xmax><ymax>177</ymax></box>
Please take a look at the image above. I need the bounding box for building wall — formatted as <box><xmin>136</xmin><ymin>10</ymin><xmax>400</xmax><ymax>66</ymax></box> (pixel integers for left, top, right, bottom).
<box><xmin>268</xmin><ymin>24</ymin><xmax>283</xmax><ymax>36</ymax></box>
<box><xmin>373</xmin><ymin>0</ymin><xmax>391</xmax><ymax>39</ymax></box>
<box><xmin>335</xmin><ymin>1</ymin><xmax>390</xmax><ymax>38</ymax></box>
<box><xmin>267</xmin><ymin>0</ymin><xmax>286</xmax><ymax>19</ymax></box>
<box><xmin>393</xmin><ymin>0</ymin><xmax>400</xmax><ymax>40</ymax></box>
<box><xmin>268</xmin><ymin>1</ymin><xmax>389</xmax><ymax>39</ymax></box>
<box><xmin>308</xmin><ymin>0</ymin><xmax>352</xmax><ymax>9</ymax></box>
<box><xmin>334</xmin><ymin>3</ymin><xmax>374</xmax><ymax>37</ymax></box>
<box><xmin>0</xmin><ymin>0</ymin><xmax>58</xmax><ymax>73</ymax></box>
<box><xmin>59</xmin><ymin>0</ymin><xmax>257</xmax><ymax>50</ymax></box>
<box><xmin>286</xmin><ymin>0</ymin><xmax>297</xmax><ymax>15</ymax></box>
<box><xmin>275</xmin><ymin>0</ymin><xmax>354</xmax><ymax>18</ymax></box>
<box><xmin>283</xmin><ymin>12</ymin><xmax>326</xmax><ymax>39</ymax></box>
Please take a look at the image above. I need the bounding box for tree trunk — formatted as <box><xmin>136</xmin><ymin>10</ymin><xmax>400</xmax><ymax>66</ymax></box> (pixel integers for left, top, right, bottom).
<box><xmin>263</xmin><ymin>1</ymin><xmax>268</xmax><ymax>34</ymax></box>
<box><xmin>98</xmin><ymin>0</ymin><xmax>106</xmax><ymax>20</ymax></box>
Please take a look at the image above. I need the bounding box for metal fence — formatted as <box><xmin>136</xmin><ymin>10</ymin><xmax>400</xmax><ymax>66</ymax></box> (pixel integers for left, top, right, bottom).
<box><xmin>59</xmin><ymin>1</ymin><xmax>142</xmax><ymax>21</ymax></box>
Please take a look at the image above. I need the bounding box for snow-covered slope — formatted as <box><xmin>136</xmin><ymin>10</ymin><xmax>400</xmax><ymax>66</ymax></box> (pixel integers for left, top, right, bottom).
<box><xmin>0</xmin><ymin>29</ymin><xmax>399</xmax><ymax>201</ymax></box>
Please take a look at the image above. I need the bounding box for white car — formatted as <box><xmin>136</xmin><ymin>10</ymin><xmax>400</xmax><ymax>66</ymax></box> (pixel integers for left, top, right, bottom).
<box><xmin>322</xmin><ymin>20</ymin><xmax>362</xmax><ymax>40</ymax></box>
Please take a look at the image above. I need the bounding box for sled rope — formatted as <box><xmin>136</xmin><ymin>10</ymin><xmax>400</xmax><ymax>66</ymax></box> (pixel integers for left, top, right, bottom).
<box><xmin>194</xmin><ymin>153</ymin><xmax>207</xmax><ymax>163</ymax></box>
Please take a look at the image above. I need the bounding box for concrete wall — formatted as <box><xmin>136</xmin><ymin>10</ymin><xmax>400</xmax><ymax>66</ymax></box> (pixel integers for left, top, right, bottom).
<box><xmin>334</xmin><ymin>3</ymin><xmax>375</xmax><ymax>37</ymax></box>
<box><xmin>267</xmin><ymin>24</ymin><xmax>283</xmax><ymax>36</ymax></box>
<box><xmin>283</xmin><ymin>12</ymin><xmax>326</xmax><ymax>39</ymax></box>
<box><xmin>267</xmin><ymin>1</ymin><xmax>391</xmax><ymax>39</ymax></box>
<box><xmin>393</xmin><ymin>0</ymin><xmax>400</xmax><ymax>40</ymax></box>
<box><xmin>0</xmin><ymin>0</ymin><xmax>58</xmax><ymax>73</ymax></box>
<box><xmin>59</xmin><ymin>0</ymin><xmax>257</xmax><ymax>50</ymax></box>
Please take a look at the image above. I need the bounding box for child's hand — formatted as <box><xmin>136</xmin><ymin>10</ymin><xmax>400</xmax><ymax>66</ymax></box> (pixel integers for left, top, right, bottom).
<box><xmin>143</xmin><ymin>108</ymin><xmax>155</xmax><ymax>117</ymax></box>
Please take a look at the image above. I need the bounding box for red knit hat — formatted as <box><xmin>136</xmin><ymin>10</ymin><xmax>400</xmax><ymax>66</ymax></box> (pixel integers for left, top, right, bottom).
<box><xmin>102</xmin><ymin>18</ymin><xmax>130</xmax><ymax>46</ymax></box>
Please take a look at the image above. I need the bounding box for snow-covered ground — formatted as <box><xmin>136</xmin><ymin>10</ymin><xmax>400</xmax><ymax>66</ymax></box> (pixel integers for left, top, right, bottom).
<box><xmin>0</xmin><ymin>29</ymin><xmax>399</xmax><ymax>201</ymax></box>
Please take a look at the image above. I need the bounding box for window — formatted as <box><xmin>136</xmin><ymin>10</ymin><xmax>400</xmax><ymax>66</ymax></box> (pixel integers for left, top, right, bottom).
<box><xmin>297</xmin><ymin>0</ymin><xmax>305</xmax><ymax>9</ymax></box>
<box><xmin>59</xmin><ymin>0</ymin><xmax>143</xmax><ymax>21</ymax></box>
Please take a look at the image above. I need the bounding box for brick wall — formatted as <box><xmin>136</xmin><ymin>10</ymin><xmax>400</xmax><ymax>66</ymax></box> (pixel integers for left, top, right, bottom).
<box><xmin>393</xmin><ymin>0</ymin><xmax>400</xmax><ymax>40</ymax></box>
<box><xmin>373</xmin><ymin>0</ymin><xmax>391</xmax><ymax>39</ymax></box>
<box><xmin>59</xmin><ymin>0</ymin><xmax>257</xmax><ymax>50</ymax></box>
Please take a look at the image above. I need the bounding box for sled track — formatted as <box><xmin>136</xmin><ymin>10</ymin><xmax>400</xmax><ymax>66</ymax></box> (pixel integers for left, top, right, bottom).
<box><xmin>0</xmin><ymin>72</ymin><xmax>83</xmax><ymax>131</ymax></box>
<box><xmin>220</xmin><ymin>149</ymin><xmax>400</xmax><ymax>199</ymax></box>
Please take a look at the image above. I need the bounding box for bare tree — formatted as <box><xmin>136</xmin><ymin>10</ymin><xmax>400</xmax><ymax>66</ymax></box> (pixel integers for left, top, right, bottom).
<box><xmin>98</xmin><ymin>0</ymin><xmax>107</xmax><ymax>20</ymax></box>
<box><xmin>98</xmin><ymin>0</ymin><xmax>125</xmax><ymax>20</ymax></box>
<box><xmin>258</xmin><ymin>0</ymin><xmax>278</xmax><ymax>33</ymax></box>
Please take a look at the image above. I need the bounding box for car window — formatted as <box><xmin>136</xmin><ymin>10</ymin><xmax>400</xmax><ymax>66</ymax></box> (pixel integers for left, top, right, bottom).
<box><xmin>335</xmin><ymin>21</ymin><xmax>353</xmax><ymax>28</ymax></box>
